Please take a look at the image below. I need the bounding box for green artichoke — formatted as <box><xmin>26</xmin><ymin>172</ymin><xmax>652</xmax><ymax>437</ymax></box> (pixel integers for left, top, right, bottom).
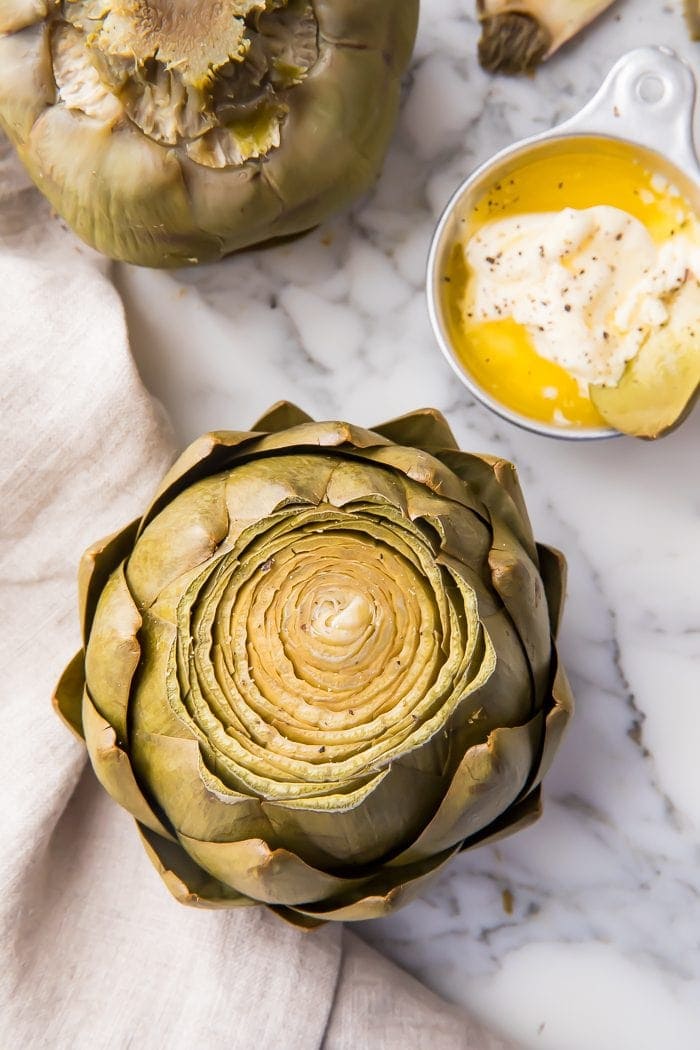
<box><xmin>54</xmin><ymin>404</ymin><xmax>573</xmax><ymax>926</ymax></box>
<box><xmin>0</xmin><ymin>1</ymin><xmax>417</xmax><ymax>267</ymax></box>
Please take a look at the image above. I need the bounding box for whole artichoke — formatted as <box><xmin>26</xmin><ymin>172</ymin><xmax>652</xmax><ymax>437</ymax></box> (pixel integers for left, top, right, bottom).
<box><xmin>55</xmin><ymin>404</ymin><xmax>573</xmax><ymax>926</ymax></box>
<box><xmin>0</xmin><ymin>1</ymin><xmax>417</xmax><ymax>267</ymax></box>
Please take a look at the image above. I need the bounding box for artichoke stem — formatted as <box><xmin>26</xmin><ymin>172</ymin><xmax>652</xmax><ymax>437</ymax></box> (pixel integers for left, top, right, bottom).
<box><xmin>685</xmin><ymin>0</ymin><xmax>700</xmax><ymax>40</ymax></box>
<box><xmin>477</xmin><ymin>13</ymin><xmax>551</xmax><ymax>75</ymax></box>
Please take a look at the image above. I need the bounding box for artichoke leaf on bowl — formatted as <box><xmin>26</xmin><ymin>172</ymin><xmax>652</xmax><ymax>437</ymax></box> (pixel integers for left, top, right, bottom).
<box><xmin>0</xmin><ymin>0</ymin><xmax>419</xmax><ymax>267</ymax></box>
<box><xmin>476</xmin><ymin>0</ymin><xmax>619</xmax><ymax>74</ymax></box>
<box><xmin>590</xmin><ymin>280</ymin><xmax>700</xmax><ymax>438</ymax></box>
<box><xmin>54</xmin><ymin>405</ymin><xmax>573</xmax><ymax>925</ymax></box>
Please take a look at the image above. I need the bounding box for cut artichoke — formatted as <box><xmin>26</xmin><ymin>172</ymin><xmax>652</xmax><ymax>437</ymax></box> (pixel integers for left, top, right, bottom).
<box><xmin>477</xmin><ymin>0</ymin><xmax>618</xmax><ymax>74</ymax></box>
<box><xmin>54</xmin><ymin>405</ymin><xmax>573</xmax><ymax>925</ymax></box>
<box><xmin>0</xmin><ymin>1</ymin><xmax>418</xmax><ymax>266</ymax></box>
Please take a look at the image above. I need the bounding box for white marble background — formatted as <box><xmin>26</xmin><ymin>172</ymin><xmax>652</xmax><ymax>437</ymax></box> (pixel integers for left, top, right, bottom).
<box><xmin>114</xmin><ymin>2</ymin><xmax>700</xmax><ymax>1047</ymax></box>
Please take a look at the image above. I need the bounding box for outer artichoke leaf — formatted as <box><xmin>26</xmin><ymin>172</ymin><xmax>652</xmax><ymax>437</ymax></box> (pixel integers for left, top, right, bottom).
<box><xmin>52</xmin><ymin>650</ymin><xmax>86</xmax><ymax>741</ymax></box>
<box><xmin>177</xmin><ymin>834</ymin><xmax>373</xmax><ymax>907</ymax></box>
<box><xmin>0</xmin><ymin>24</ymin><xmax>54</xmax><ymax>145</ymax></box>
<box><xmin>322</xmin><ymin>457</ymin><xmax>409</xmax><ymax>512</ymax></box>
<box><xmin>285</xmin><ymin>845</ymin><xmax>458</xmax><ymax>922</ymax></box>
<box><xmin>488</xmin><ymin>539</ymin><xmax>554</xmax><ymax>709</ymax></box>
<box><xmin>260</xmin><ymin>47</ymin><xmax>401</xmax><ymax>238</ymax></box>
<box><xmin>222</xmin><ymin>454</ymin><xmax>337</xmax><ymax>530</ymax></box>
<box><xmin>262</xmin><ymin>758</ymin><xmax>447</xmax><ymax>870</ymax></box>
<box><xmin>181</xmin><ymin>151</ymin><xmax>286</xmax><ymax>247</ymax></box>
<box><xmin>250</xmin><ymin>419</ymin><xmax>391</xmax><ymax>455</ymax></box>
<box><xmin>251</xmin><ymin>401</ymin><xmax>315</xmax><ymax>434</ymax></box>
<box><xmin>359</xmin><ymin>445</ymin><xmax>475</xmax><ymax>509</ymax></box>
<box><xmin>82</xmin><ymin>690</ymin><xmax>176</xmax><ymax>842</ymax></box>
<box><xmin>437</xmin><ymin>450</ymin><xmax>538</xmax><ymax>566</ymax></box>
<box><xmin>138</xmin><ymin>430</ymin><xmax>260</xmax><ymax>535</ymax></box>
<box><xmin>371</xmin><ymin>408</ymin><xmax>460</xmax><ymax>453</ymax></box>
<box><xmin>0</xmin><ymin>0</ymin><xmax>48</xmax><ymax>35</ymax></box>
<box><xmin>389</xmin><ymin>714</ymin><xmax>542</xmax><ymax>865</ymax></box>
<box><xmin>529</xmin><ymin>652</ymin><xmax>574</xmax><ymax>790</ymax></box>
<box><xmin>78</xmin><ymin>518</ymin><xmax>139</xmax><ymax>642</ymax></box>
<box><xmin>129</xmin><ymin>731</ymin><xmax>274</xmax><ymax>845</ymax></box>
<box><xmin>83</xmin><ymin>562</ymin><xmax>141</xmax><ymax>742</ymax></box>
<box><xmin>536</xmin><ymin>543</ymin><xmax>568</xmax><ymax>637</ymax></box>
<box><xmin>266</xmin><ymin>906</ymin><xmax>327</xmax><ymax>930</ymax></box>
<box><xmin>314</xmin><ymin>0</ymin><xmax>419</xmax><ymax>74</ymax></box>
<box><xmin>137</xmin><ymin>823</ymin><xmax>255</xmax><ymax>909</ymax></box>
<box><xmin>460</xmin><ymin>785</ymin><xmax>543</xmax><ymax>852</ymax></box>
<box><xmin>24</xmin><ymin>105</ymin><xmax>220</xmax><ymax>267</ymax></box>
<box><xmin>126</xmin><ymin>475</ymin><xmax>230</xmax><ymax>609</ymax></box>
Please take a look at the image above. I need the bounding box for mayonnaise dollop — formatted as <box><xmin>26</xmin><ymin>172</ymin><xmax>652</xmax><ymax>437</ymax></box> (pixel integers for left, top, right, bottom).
<box><xmin>465</xmin><ymin>205</ymin><xmax>700</xmax><ymax>387</ymax></box>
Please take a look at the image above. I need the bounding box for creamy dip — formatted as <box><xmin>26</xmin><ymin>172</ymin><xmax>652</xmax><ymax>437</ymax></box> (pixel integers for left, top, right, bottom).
<box><xmin>465</xmin><ymin>205</ymin><xmax>700</xmax><ymax>388</ymax></box>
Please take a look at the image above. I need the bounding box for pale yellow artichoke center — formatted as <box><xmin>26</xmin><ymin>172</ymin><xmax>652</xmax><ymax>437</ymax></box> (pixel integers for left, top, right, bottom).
<box><xmin>160</xmin><ymin>497</ymin><xmax>490</xmax><ymax>807</ymax></box>
<box><xmin>49</xmin><ymin>0</ymin><xmax>319</xmax><ymax>166</ymax></box>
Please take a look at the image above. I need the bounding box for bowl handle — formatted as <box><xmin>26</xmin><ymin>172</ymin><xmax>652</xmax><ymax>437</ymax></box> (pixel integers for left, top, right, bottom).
<box><xmin>557</xmin><ymin>47</ymin><xmax>700</xmax><ymax>183</ymax></box>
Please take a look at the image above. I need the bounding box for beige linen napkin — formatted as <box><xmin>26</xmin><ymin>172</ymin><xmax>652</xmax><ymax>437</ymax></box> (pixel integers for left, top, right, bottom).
<box><xmin>0</xmin><ymin>138</ymin><xmax>514</xmax><ymax>1050</ymax></box>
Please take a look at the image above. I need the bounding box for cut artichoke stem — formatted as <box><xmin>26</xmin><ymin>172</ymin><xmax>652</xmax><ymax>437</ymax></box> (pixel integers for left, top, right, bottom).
<box><xmin>477</xmin><ymin>0</ymin><xmax>619</xmax><ymax>73</ymax></box>
<box><xmin>685</xmin><ymin>0</ymin><xmax>700</xmax><ymax>40</ymax></box>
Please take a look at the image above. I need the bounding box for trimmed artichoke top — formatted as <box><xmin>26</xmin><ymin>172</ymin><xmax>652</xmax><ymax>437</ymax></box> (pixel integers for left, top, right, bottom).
<box><xmin>55</xmin><ymin>405</ymin><xmax>573</xmax><ymax>926</ymax></box>
<box><xmin>0</xmin><ymin>0</ymin><xmax>418</xmax><ymax>265</ymax></box>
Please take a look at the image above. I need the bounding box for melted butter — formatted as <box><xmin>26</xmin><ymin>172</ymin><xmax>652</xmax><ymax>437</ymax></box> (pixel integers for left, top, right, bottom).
<box><xmin>443</xmin><ymin>143</ymin><xmax>699</xmax><ymax>428</ymax></box>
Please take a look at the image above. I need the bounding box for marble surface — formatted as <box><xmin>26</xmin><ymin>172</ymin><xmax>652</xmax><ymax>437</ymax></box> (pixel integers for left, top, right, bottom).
<box><xmin>115</xmin><ymin>2</ymin><xmax>700</xmax><ymax>1047</ymax></box>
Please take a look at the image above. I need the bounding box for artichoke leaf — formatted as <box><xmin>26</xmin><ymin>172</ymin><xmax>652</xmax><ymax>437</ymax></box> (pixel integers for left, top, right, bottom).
<box><xmin>251</xmin><ymin>401</ymin><xmax>314</xmax><ymax>433</ymax></box>
<box><xmin>283</xmin><ymin>845</ymin><xmax>459</xmax><ymax>922</ymax></box>
<box><xmin>437</xmin><ymin>450</ymin><xmax>539</xmax><ymax>566</ymax></box>
<box><xmin>314</xmin><ymin>0</ymin><xmax>419</xmax><ymax>73</ymax></box>
<box><xmin>78</xmin><ymin>518</ymin><xmax>140</xmax><ymax>641</ymax></box>
<box><xmin>138</xmin><ymin>823</ymin><xmax>256</xmax><ymax>909</ymax></box>
<box><xmin>477</xmin><ymin>0</ymin><xmax>618</xmax><ymax>74</ymax></box>
<box><xmin>84</xmin><ymin>561</ymin><xmax>141</xmax><ymax>741</ymax></box>
<box><xmin>52</xmin><ymin>650</ymin><xmax>86</xmax><ymax>740</ymax></box>
<box><xmin>82</xmin><ymin>691</ymin><xmax>176</xmax><ymax>841</ymax></box>
<box><xmin>177</xmin><ymin>835</ymin><xmax>372</xmax><ymax>906</ymax></box>
<box><xmin>371</xmin><ymin>408</ymin><xmax>461</xmax><ymax>454</ymax></box>
<box><xmin>460</xmin><ymin>785</ymin><xmax>543</xmax><ymax>852</ymax></box>
<box><xmin>129</xmin><ymin>730</ymin><xmax>275</xmax><ymax>845</ymax></box>
<box><xmin>590</xmin><ymin>282</ymin><xmax>700</xmax><ymax>439</ymax></box>
<box><xmin>388</xmin><ymin>714</ymin><xmax>543</xmax><ymax>865</ymax></box>
<box><xmin>0</xmin><ymin>24</ymin><xmax>54</xmax><ymax>144</ymax></box>
<box><xmin>536</xmin><ymin>543</ymin><xmax>568</xmax><ymax>636</ymax></box>
<box><xmin>528</xmin><ymin>651</ymin><xmax>575</xmax><ymax>789</ymax></box>
<box><xmin>24</xmin><ymin>104</ymin><xmax>222</xmax><ymax>267</ymax></box>
<box><xmin>126</xmin><ymin>474</ymin><xmax>230</xmax><ymax>609</ymax></box>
